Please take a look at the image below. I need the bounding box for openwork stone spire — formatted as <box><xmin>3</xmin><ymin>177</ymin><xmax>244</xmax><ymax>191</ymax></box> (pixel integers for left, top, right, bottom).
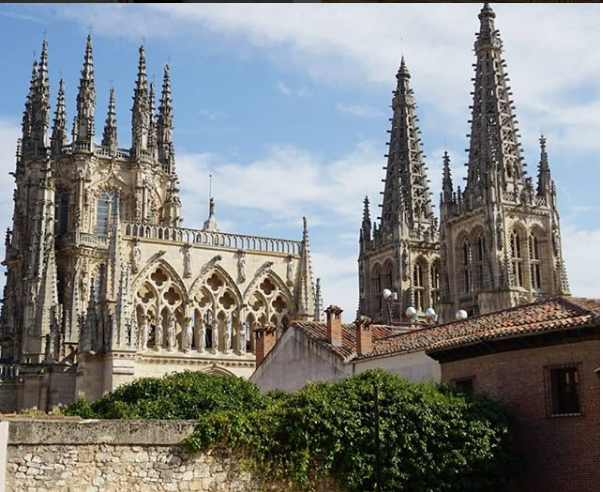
<box><xmin>464</xmin><ymin>2</ymin><xmax>525</xmax><ymax>206</ymax></box>
<box><xmin>157</xmin><ymin>64</ymin><xmax>175</xmax><ymax>174</ymax></box>
<box><xmin>102</xmin><ymin>87</ymin><xmax>118</xmax><ymax>151</ymax></box>
<box><xmin>441</xmin><ymin>151</ymin><xmax>453</xmax><ymax>204</ymax></box>
<box><xmin>379</xmin><ymin>55</ymin><xmax>435</xmax><ymax>240</ymax></box>
<box><xmin>51</xmin><ymin>79</ymin><xmax>68</xmax><ymax>156</ymax></box>
<box><xmin>360</xmin><ymin>196</ymin><xmax>371</xmax><ymax>242</ymax></box>
<box><xmin>30</xmin><ymin>39</ymin><xmax>50</xmax><ymax>158</ymax></box>
<box><xmin>295</xmin><ymin>217</ymin><xmax>317</xmax><ymax>321</ymax></box>
<box><xmin>73</xmin><ymin>34</ymin><xmax>96</xmax><ymax>150</ymax></box>
<box><xmin>148</xmin><ymin>81</ymin><xmax>157</xmax><ymax>159</ymax></box>
<box><xmin>21</xmin><ymin>58</ymin><xmax>39</xmax><ymax>154</ymax></box>
<box><xmin>131</xmin><ymin>45</ymin><xmax>150</xmax><ymax>158</ymax></box>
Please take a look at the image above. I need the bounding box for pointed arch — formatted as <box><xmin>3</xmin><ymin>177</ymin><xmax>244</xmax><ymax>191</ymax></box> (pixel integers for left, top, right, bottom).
<box><xmin>189</xmin><ymin>263</ymin><xmax>243</xmax><ymax>308</ymax></box>
<box><xmin>200</xmin><ymin>365</ymin><xmax>237</xmax><ymax>377</ymax></box>
<box><xmin>133</xmin><ymin>257</ymin><xmax>188</xmax><ymax>301</ymax></box>
<box><xmin>243</xmin><ymin>269</ymin><xmax>292</xmax><ymax>307</ymax></box>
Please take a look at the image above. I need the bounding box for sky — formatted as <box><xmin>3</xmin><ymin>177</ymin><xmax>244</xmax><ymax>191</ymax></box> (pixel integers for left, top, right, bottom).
<box><xmin>0</xmin><ymin>3</ymin><xmax>599</xmax><ymax>320</ymax></box>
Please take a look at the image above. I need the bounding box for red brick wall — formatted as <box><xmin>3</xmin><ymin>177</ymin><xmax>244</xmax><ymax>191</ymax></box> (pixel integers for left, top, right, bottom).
<box><xmin>440</xmin><ymin>340</ymin><xmax>599</xmax><ymax>492</ymax></box>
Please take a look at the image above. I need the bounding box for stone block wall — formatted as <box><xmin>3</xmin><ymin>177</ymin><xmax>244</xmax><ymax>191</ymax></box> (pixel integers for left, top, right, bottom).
<box><xmin>2</xmin><ymin>419</ymin><xmax>330</xmax><ymax>492</ymax></box>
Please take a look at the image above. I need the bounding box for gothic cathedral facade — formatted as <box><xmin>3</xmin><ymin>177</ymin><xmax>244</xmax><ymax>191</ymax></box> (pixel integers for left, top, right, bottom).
<box><xmin>0</xmin><ymin>37</ymin><xmax>320</xmax><ymax>411</ymax></box>
<box><xmin>359</xmin><ymin>3</ymin><xmax>570</xmax><ymax>324</ymax></box>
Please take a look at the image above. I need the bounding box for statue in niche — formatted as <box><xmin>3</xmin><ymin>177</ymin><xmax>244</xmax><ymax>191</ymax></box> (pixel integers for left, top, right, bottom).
<box><xmin>203</xmin><ymin>311</ymin><xmax>213</xmax><ymax>351</ymax></box>
<box><xmin>224</xmin><ymin>313</ymin><xmax>233</xmax><ymax>352</ymax></box>
<box><xmin>212</xmin><ymin>318</ymin><xmax>219</xmax><ymax>353</ymax></box>
<box><xmin>167</xmin><ymin>312</ymin><xmax>177</xmax><ymax>351</ymax></box>
<box><xmin>237</xmin><ymin>250</ymin><xmax>246</xmax><ymax>284</ymax></box>
<box><xmin>140</xmin><ymin>315</ymin><xmax>150</xmax><ymax>350</ymax></box>
<box><xmin>155</xmin><ymin>314</ymin><xmax>164</xmax><ymax>350</ymax></box>
<box><xmin>132</xmin><ymin>240</ymin><xmax>142</xmax><ymax>273</ymax></box>
<box><xmin>496</xmin><ymin>214</ymin><xmax>504</xmax><ymax>250</ymax></box>
<box><xmin>183</xmin><ymin>317</ymin><xmax>193</xmax><ymax>352</ymax></box>
<box><xmin>552</xmin><ymin>224</ymin><xmax>560</xmax><ymax>256</ymax></box>
<box><xmin>238</xmin><ymin>322</ymin><xmax>248</xmax><ymax>355</ymax></box>
<box><xmin>183</xmin><ymin>244</ymin><xmax>192</xmax><ymax>279</ymax></box>
<box><xmin>286</xmin><ymin>255</ymin><xmax>294</xmax><ymax>286</ymax></box>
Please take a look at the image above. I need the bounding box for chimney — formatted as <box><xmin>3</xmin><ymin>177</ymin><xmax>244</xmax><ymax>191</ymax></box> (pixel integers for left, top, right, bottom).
<box><xmin>255</xmin><ymin>323</ymin><xmax>277</xmax><ymax>366</ymax></box>
<box><xmin>355</xmin><ymin>315</ymin><xmax>373</xmax><ymax>356</ymax></box>
<box><xmin>325</xmin><ymin>305</ymin><xmax>343</xmax><ymax>347</ymax></box>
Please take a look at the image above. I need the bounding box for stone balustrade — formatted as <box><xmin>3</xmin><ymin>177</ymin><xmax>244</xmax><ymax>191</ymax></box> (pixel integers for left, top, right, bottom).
<box><xmin>123</xmin><ymin>222</ymin><xmax>301</xmax><ymax>255</ymax></box>
<box><xmin>0</xmin><ymin>364</ymin><xmax>19</xmax><ymax>380</ymax></box>
<box><xmin>60</xmin><ymin>232</ymin><xmax>109</xmax><ymax>249</ymax></box>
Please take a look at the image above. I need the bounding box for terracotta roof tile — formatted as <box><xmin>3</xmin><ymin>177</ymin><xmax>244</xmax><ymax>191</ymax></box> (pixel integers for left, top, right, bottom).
<box><xmin>288</xmin><ymin>297</ymin><xmax>599</xmax><ymax>362</ymax></box>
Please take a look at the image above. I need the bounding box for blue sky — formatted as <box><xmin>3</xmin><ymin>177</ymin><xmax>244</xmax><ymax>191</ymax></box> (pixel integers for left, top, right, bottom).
<box><xmin>0</xmin><ymin>3</ymin><xmax>599</xmax><ymax>319</ymax></box>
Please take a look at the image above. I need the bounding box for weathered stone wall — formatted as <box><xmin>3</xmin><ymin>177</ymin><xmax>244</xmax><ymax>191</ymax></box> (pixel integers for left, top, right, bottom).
<box><xmin>2</xmin><ymin>419</ymin><xmax>292</xmax><ymax>492</ymax></box>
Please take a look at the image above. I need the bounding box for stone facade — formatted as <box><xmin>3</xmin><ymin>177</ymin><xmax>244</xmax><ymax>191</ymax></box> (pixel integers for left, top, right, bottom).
<box><xmin>3</xmin><ymin>419</ymin><xmax>340</xmax><ymax>492</ymax></box>
<box><xmin>0</xmin><ymin>37</ymin><xmax>321</xmax><ymax>411</ymax></box>
<box><xmin>358</xmin><ymin>3</ymin><xmax>569</xmax><ymax>324</ymax></box>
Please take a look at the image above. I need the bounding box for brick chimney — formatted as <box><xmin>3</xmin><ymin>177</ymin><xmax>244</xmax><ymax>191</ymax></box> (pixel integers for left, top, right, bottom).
<box><xmin>255</xmin><ymin>323</ymin><xmax>277</xmax><ymax>366</ymax></box>
<box><xmin>325</xmin><ymin>305</ymin><xmax>343</xmax><ymax>347</ymax></box>
<box><xmin>355</xmin><ymin>315</ymin><xmax>373</xmax><ymax>356</ymax></box>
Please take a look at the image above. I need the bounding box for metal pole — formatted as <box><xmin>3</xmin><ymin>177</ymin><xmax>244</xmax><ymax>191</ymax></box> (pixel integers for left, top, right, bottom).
<box><xmin>374</xmin><ymin>383</ymin><xmax>381</xmax><ymax>492</ymax></box>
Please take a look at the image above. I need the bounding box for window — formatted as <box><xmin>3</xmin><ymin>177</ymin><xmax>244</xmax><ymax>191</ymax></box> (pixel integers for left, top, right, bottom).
<box><xmin>475</xmin><ymin>233</ymin><xmax>486</xmax><ymax>289</ymax></box>
<box><xmin>372</xmin><ymin>265</ymin><xmax>382</xmax><ymax>314</ymax></box>
<box><xmin>510</xmin><ymin>229</ymin><xmax>524</xmax><ymax>287</ymax></box>
<box><xmin>55</xmin><ymin>190</ymin><xmax>69</xmax><ymax>235</ymax></box>
<box><xmin>96</xmin><ymin>190</ymin><xmax>121</xmax><ymax>235</ymax></box>
<box><xmin>413</xmin><ymin>262</ymin><xmax>425</xmax><ymax>311</ymax></box>
<box><xmin>547</xmin><ymin>365</ymin><xmax>581</xmax><ymax>417</ymax></box>
<box><xmin>529</xmin><ymin>233</ymin><xmax>542</xmax><ymax>290</ymax></box>
<box><xmin>429</xmin><ymin>261</ymin><xmax>439</xmax><ymax>310</ymax></box>
<box><xmin>453</xmin><ymin>377</ymin><xmax>474</xmax><ymax>393</ymax></box>
<box><xmin>461</xmin><ymin>238</ymin><xmax>472</xmax><ymax>294</ymax></box>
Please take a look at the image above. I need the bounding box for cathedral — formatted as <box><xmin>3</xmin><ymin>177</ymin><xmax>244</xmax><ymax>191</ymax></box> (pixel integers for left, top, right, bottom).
<box><xmin>0</xmin><ymin>37</ymin><xmax>320</xmax><ymax>411</ymax></box>
<box><xmin>358</xmin><ymin>3</ymin><xmax>570</xmax><ymax>324</ymax></box>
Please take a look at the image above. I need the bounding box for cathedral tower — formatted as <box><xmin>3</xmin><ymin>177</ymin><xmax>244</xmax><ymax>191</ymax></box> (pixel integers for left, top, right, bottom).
<box><xmin>358</xmin><ymin>56</ymin><xmax>439</xmax><ymax>322</ymax></box>
<box><xmin>439</xmin><ymin>3</ymin><xmax>570</xmax><ymax>322</ymax></box>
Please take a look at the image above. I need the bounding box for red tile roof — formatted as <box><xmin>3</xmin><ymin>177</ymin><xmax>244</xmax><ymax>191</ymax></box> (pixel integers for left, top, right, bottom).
<box><xmin>289</xmin><ymin>296</ymin><xmax>599</xmax><ymax>362</ymax></box>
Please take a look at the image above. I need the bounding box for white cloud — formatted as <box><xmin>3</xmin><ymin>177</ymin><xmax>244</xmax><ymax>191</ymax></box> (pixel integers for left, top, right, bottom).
<box><xmin>337</xmin><ymin>103</ymin><xmax>383</xmax><ymax>119</ymax></box>
<box><xmin>199</xmin><ymin>109</ymin><xmax>229</xmax><ymax>120</ymax></box>
<box><xmin>561</xmin><ymin>225</ymin><xmax>600</xmax><ymax>299</ymax></box>
<box><xmin>276</xmin><ymin>80</ymin><xmax>310</xmax><ymax>98</ymax></box>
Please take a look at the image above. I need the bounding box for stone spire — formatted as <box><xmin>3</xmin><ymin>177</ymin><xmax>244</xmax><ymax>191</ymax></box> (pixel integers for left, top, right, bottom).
<box><xmin>148</xmin><ymin>81</ymin><xmax>157</xmax><ymax>159</ymax></box>
<box><xmin>295</xmin><ymin>217</ymin><xmax>316</xmax><ymax>321</ymax></box>
<box><xmin>537</xmin><ymin>135</ymin><xmax>552</xmax><ymax>197</ymax></box>
<box><xmin>73</xmin><ymin>34</ymin><xmax>96</xmax><ymax>151</ymax></box>
<box><xmin>360</xmin><ymin>196</ymin><xmax>371</xmax><ymax>242</ymax></box>
<box><xmin>157</xmin><ymin>64</ymin><xmax>175</xmax><ymax>174</ymax></box>
<box><xmin>30</xmin><ymin>39</ymin><xmax>50</xmax><ymax>158</ymax></box>
<box><xmin>379</xmin><ymin>55</ymin><xmax>435</xmax><ymax>239</ymax></box>
<box><xmin>21</xmin><ymin>58</ymin><xmax>39</xmax><ymax>156</ymax></box>
<box><xmin>102</xmin><ymin>87</ymin><xmax>118</xmax><ymax>151</ymax></box>
<box><xmin>441</xmin><ymin>151</ymin><xmax>453</xmax><ymax>204</ymax></box>
<box><xmin>313</xmin><ymin>278</ymin><xmax>324</xmax><ymax>322</ymax></box>
<box><xmin>51</xmin><ymin>78</ymin><xmax>68</xmax><ymax>156</ymax></box>
<box><xmin>131</xmin><ymin>45</ymin><xmax>151</xmax><ymax>159</ymax></box>
<box><xmin>464</xmin><ymin>2</ymin><xmax>525</xmax><ymax>205</ymax></box>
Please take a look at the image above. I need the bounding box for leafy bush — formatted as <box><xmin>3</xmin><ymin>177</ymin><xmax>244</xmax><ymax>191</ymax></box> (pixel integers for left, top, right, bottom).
<box><xmin>186</xmin><ymin>370</ymin><xmax>517</xmax><ymax>492</ymax></box>
<box><xmin>63</xmin><ymin>371</ymin><xmax>264</xmax><ymax>420</ymax></box>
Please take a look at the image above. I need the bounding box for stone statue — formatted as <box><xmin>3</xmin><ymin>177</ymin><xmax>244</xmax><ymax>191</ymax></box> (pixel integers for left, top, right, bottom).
<box><xmin>155</xmin><ymin>315</ymin><xmax>164</xmax><ymax>350</ymax></box>
<box><xmin>183</xmin><ymin>245</ymin><xmax>192</xmax><ymax>278</ymax></box>
<box><xmin>238</xmin><ymin>322</ymin><xmax>248</xmax><ymax>355</ymax></box>
<box><xmin>401</xmin><ymin>242</ymin><xmax>409</xmax><ymax>281</ymax></box>
<box><xmin>237</xmin><ymin>250</ymin><xmax>246</xmax><ymax>284</ymax></box>
<box><xmin>140</xmin><ymin>316</ymin><xmax>149</xmax><ymax>350</ymax></box>
<box><xmin>212</xmin><ymin>319</ymin><xmax>219</xmax><ymax>353</ymax></box>
<box><xmin>132</xmin><ymin>240</ymin><xmax>142</xmax><ymax>273</ymax></box>
<box><xmin>224</xmin><ymin>314</ymin><xmax>233</xmax><ymax>352</ymax></box>
<box><xmin>183</xmin><ymin>317</ymin><xmax>193</xmax><ymax>352</ymax></box>
<box><xmin>167</xmin><ymin>313</ymin><xmax>177</xmax><ymax>351</ymax></box>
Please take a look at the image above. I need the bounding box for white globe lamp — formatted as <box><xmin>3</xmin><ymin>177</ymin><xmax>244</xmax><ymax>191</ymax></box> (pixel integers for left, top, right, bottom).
<box><xmin>455</xmin><ymin>309</ymin><xmax>468</xmax><ymax>320</ymax></box>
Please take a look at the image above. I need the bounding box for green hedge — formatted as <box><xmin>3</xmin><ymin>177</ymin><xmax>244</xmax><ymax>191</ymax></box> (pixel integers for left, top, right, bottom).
<box><xmin>64</xmin><ymin>370</ymin><xmax>517</xmax><ymax>491</ymax></box>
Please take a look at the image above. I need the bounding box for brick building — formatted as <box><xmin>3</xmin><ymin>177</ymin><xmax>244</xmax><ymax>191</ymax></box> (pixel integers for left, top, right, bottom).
<box><xmin>428</xmin><ymin>297</ymin><xmax>599</xmax><ymax>492</ymax></box>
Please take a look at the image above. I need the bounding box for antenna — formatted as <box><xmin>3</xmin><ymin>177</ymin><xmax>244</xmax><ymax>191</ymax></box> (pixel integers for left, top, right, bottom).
<box><xmin>400</xmin><ymin>37</ymin><xmax>404</xmax><ymax>58</ymax></box>
<box><xmin>209</xmin><ymin>173</ymin><xmax>213</xmax><ymax>201</ymax></box>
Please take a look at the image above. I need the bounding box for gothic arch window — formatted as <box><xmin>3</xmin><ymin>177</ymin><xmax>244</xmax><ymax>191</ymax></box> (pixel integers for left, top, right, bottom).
<box><xmin>510</xmin><ymin>229</ymin><xmax>524</xmax><ymax>287</ymax></box>
<box><xmin>429</xmin><ymin>260</ymin><xmax>440</xmax><ymax>310</ymax></box>
<box><xmin>382</xmin><ymin>261</ymin><xmax>394</xmax><ymax>290</ymax></box>
<box><xmin>461</xmin><ymin>238</ymin><xmax>472</xmax><ymax>295</ymax></box>
<box><xmin>96</xmin><ymin>190</ymin><xmax>116</xmax><ymax>235</ymax></box>
<box><xmin>529</xmin><ymin>231</ymin><xmax>542</xmax><ymax>291</ymax></box>
<box><xmin>371</xmin><ymin>264</ymin><xmax>383</xmax><ymax>314</ymax></box>
<box><xmin>55</xmin><ymin>190</ymin><xmax>69</xmax><ymax>235</ymax></box>
<box><xmin>474</xmin><ymin>232</ymin><xmax>486</xmax><ymax>289</ymax></box>
<box><xmin>413</xmin><ymin>261</ymin><xmax>426</xmax><ymax>311</ymax></box>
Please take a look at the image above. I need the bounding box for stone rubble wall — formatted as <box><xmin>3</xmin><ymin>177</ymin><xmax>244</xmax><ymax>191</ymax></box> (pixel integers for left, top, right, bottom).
<box><xmin>3</xmin><ymin>419</ymin><xmax>298</xmax><ymax>492</ymax></box>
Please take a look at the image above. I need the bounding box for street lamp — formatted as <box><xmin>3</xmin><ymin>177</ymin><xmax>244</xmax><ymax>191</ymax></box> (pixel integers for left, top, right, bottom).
<box><xmin>455</xmin><ymin>309</ymin><xmax>468</xmax><ymax>320</ymax></box>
